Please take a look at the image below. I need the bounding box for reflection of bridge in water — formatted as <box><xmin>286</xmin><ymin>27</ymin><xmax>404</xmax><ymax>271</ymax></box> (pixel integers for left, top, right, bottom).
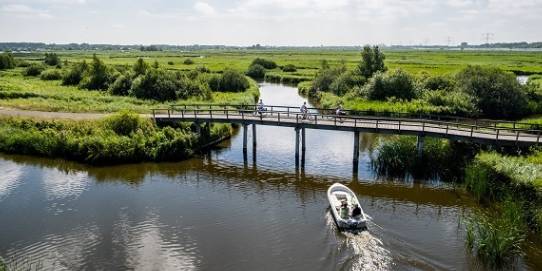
<box><xmin>152</xmin><ymin>104</ymin><xmax>542</xmax><ymax>171</ymax></box>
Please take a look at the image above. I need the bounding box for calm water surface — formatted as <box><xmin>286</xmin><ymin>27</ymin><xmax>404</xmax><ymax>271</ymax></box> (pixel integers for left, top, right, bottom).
<box><xmin>1</xmin><ymin>82</ymin><xmax>542</xmax><ymax>270</ymax></box>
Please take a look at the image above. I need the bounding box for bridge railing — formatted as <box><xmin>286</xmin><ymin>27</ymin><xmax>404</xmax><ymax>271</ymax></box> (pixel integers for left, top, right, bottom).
<box><xmin>166</xmin><ymin>103</ymin><xmax>539</xmax><ymax>131</ymax></box>
<box><xmin>151</xmin><ymin>105</ymin><xmax>542</xmax><ymax>144</ymax></box>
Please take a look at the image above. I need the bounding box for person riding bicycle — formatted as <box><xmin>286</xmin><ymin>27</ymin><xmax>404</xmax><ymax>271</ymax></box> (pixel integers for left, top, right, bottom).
<box><xmin>257</xmin><ymin>99</ymin><xmax>266</xmax><ymax>116</ymax></box>
<box><xmin>300</xmin><ymin>102</ymin><xmax>308</xmax><ymax>120</ymax></box>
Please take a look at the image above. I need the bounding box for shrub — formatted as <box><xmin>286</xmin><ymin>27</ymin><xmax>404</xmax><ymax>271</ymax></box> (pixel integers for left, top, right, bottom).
<box><xmin>40</xmin><ymin>69</ymin><xmax>63</xmax><ymax>80</ymax></box>
<box><xmin>183</xmin><ymin>58</ymin><xmax>195</xmax><ymax>65</ymax></box>
<box><xmin>0</xmin><ymin>52</ymin><xmax>15</xmax><ymax>70</ymax></box>
<box><xmin>130</xmin><ymin>69</ymin><xmax>179</xmax><ymax>101</ymax></box>
<box><xmin>419</xmin><ymin>74</ymin><xmax>455</xmax><ymax>91</ymax></box>
<box><xmin>167</xmin><ymin>61</ymin><xmax>174</xmax><ymax>65</ymax></box>
<box><xmin>44</xmin><ymin>52</ymin><xmax>60</xmax><ymax>66</ymax></box>
<box><xmin>363</xmin><ymin>69</ymin><xmax>417</xmax><ymax>101</ymax></box>
<box><xmin>103</xmin><ymin>111</ymin><xmax>144</xmax><ymax>136</ymax></box>
<box><xmin>246</xmin><ymin>64</ymin><xmax>266</xmax><ymax>79</ymax></box>
<box><xmin>281</xmin><ymin>64</ymin><xmax>297</xmax><ymax>72</ymax></box>
<box><xmin>24</xmin><ymin>64</ymin><xmax>45</xmax><ymax>76</ymax></box>
<box><xmin>456</xmin><ymin>66</ymin><xmax>529</xmax><ymax>118</ymax></box>
<box><xmin>218</xmin><ymin>69</ymin><xmax>250</xmax><ymax>92</ymax></box>
<box><xmin>62</xmin><ymin>61</ymin><xmax>88</xmax><ymax>86</ymax></box>
<box><xmin>312</xmin><ymin>65</ymin><xmax>346</xmax><ymax>92</ymax></box>
<box><xmin>329</xmin><ymin>71</ymin><xmax>365</xmax><ymax>96</ymax></box>
<box><xmin>251</xmin><ymin>58</ymin><xmax>277</xmax><ymax>69</ymax></box>
<box><xmin>177</xmin><ymin>76</ymin><xmax>211</xmax><ymax>100</ymax></box>
<box><xmin>422</xmin><ymin>89</ymin><xmax>477</xmax><ymax>116</ymax></box>
<box><xmin>79</xmin><ymin>54</ymin><xmax>110</xmax><ymax>90</ymax></box>
<box><xmin>196</xmin><ymin>65</ymin><xmax>210</xmax><ymax>73</ymax></box>
<box><xmin>133</xmin><ymin>58</ymin><xmax>149</xmax><ymax>76</ymax></box>
<box><xmin>108</xmin><ymin>74</ymin><xmax>132</xmax><ymax>96</ymax></box>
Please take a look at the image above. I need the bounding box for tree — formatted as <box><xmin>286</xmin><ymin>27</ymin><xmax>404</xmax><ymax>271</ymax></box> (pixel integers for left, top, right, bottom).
<box><xmin>62</xmin><ymin>61</ymin><xmax>88</xmax><ymax>85</ymax></box>
<box><xmin>109</xmin><ymin>74</ymin><xmax>132</xmax><ymax>96</ymax></box>
<box><xmin>246</xmin><ymin>64</ymin><xmax>266</xmax><ymax>79</ymax></box>
<box><xmin>456</xmin><ymin>66</ymin><xmax>529</xmax><ymax>118</ymax></box>
<box><xmin>358</xmin><ymin>45</ymin><xmax>386</xmax><ymax>78</ymax></box>
<box><xmin>133</xmin><ymin>58</ymin><xmax>148</xmax><ymax>76</ymax></box>
<box><xmin>363</xmin><ymin>69</ymin><xmax>417</xmax><ymax>101</ymax></box>
<box><xmin>44</xmin><ymin>52</ymin><xmax>60</xmax><ymax>66</ymax></box>
<box><xmin>80</xmin><ymin>54</ymin><xmax>110</xmax><ymax>90</ymax></box>
<box><xmin>130</xmin><ymin>69</ymin><xmax>178</xmax><ymax>101</ymax></box>
<box><xmin>0</xmin><ymin>52</ymin><xmax>15</xmax><ymax>70</ymax></box>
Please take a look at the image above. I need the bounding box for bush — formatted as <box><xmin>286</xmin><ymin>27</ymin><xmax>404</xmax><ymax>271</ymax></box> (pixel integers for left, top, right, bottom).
<box><xmin>312</xmin><ymin>65</ymin><xmax>345</xmax><ymax>92</ymax></box>
<box><xmin>130</xmin><ymin>69</ymin><xmax>179</xmax><ymax>101</ymax></box>
<box><xmin>456</xmin><ymin>66</ymin><xmax>529</xmax><ymax>118</ymax></box>
<box><xmin>246</xmin><ymin>64</ymin><xmax>266</xmax><ymax>79</ymax></box>
<box><xmin>44</xmin><ymin>52</ymin><xmax>60</xmax><ymax>66</ymax></box>
<box><xmin>422</xmin><ymin>89</ymin><xmax>477</xmax><ymax>116</ymax></box>
<box><xmin>40</xmin><ymin>69</ymin><xmax>63</xmax><ymax>80</ymax></box>
<box><xmin>167</xmin><ymin>61</ymin><xmax>174</xmax><ymax>65</ymax></box>
<box><xmin>363</xmin><ymin>69</ymin><xmax>417</xmax><ymax>101</ymax></box>
<box><xmin>133</xmin><ymin>58</ymin><xmax>148</xmax><ymax>76</ymax></box>
<box><xmin>62</xmin><ymin>61</ymin><xmax>88</xmax><ymax>86</ymax></box>
<box><xmin>218</xmin><ymin>69</ymin><xmax>250</xmax><ymax>92</ymax></box>
<box><xmin>196</xmin><ymin>66</ymin><xmax>210</xmax><ymax>73</ymax></box>
<box><xmin>329</xmin><ymin>71</ymin><xmax>365</xmax><ymax>96</ymax></box>
<box><xmin>177</xmin><ymin>76</ymin><xmax>211</xmax><ymax>100</ymax></box>
<box><xmin>419</xmin><ymin>74</ymin><xmax>456</xmax><ymax>91</ymax></box>
<box><xmin>0</xmin><ymin>52</ymin><xmax>15</xmax><ymax>70</ymax></box>
<box><xmin>24</xmin><ymin>64</ymin><xmax>45</xmax><ymax>76</ymax></box>
<box><xmin>183</xmin><ymin>58</ymin><xmax>195</xmax><ymax>65</ymax></box>
<box><xmin>103</xmin><ymin>111</ymin><xmax>144</xmax><ymax>136</ymax></box>
<box><xmin>281</xmin><ymin>64</ymin><xmax>297</xmax><ymax>72</ymax></box>
<box><xmin>108</xmin><ymin>74</ymin><xmax>132</xmax><ymax>96</ymax></box>
<box><xmin>251</xmin><ymin>58</ymin><xmax>277</xmax><ymax>69</ymax></box>
<box><xmin>79</xmin><ymin>54</ymin><xmax>110</xmax><ymax>90</ymax></box>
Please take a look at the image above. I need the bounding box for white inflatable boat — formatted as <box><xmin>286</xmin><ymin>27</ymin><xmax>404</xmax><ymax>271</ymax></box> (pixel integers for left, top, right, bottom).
<box><xmin>327</xmin><ymin>183</ymin><xmax>367</xmax><ymax>230</ymax></box>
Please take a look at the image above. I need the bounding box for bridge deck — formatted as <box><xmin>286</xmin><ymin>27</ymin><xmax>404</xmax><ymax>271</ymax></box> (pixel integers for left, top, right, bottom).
<box><xmin>152</xmin><ymin>106</ymin><xmax>542</xmax><ymax>146</ymax></box>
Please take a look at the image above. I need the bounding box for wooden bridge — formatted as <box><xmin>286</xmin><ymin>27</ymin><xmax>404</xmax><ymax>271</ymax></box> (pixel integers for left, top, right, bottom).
<box><xmin>152</xmin><ymin>104</ymin><xmax>542</xmax><ymax>170</ymax></box>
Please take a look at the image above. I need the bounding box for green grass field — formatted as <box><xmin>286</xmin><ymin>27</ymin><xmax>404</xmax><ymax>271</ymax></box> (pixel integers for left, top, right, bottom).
<box><xmin>3</xmin><ymin>49</ymin><xmax>542</xmax><ymax>114</ymax></box>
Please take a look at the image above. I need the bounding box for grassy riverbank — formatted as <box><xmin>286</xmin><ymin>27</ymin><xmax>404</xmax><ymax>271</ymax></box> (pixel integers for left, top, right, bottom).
<box><xmin>0</xmin><ymin>111</ymin><xmax>232</xmax><ymax>165</ymax></box>
<box><xmin>0</xmin><ymin>68</ymin><xmax>259</xmax><ymax>113</ymax></box>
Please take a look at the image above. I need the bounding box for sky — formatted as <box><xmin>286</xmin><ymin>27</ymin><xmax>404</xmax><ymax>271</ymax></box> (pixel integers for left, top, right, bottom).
<box><xmin>0</xmin><ymin>0</ymin><xmax>541</xmax><ymax>46</ymax></box>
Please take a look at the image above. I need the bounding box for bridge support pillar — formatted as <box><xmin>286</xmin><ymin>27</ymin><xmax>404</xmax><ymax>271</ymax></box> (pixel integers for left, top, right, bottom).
<box><xmin>301</xmin><ymin>128</ymin><xmax>306</xmax><ymax>152</ymax></box>
<box><xmin>353</xmin><ymin>131</ymin><xmax>360</xmax><ymax>171</ymax></box>
<box><xmin>243</xmin><ymin>124</ymin><xmax>248</xmax><ymax>155</ymax></box>
<box><xmin>295</xmin><ymin>127</ymin><xmax>300</xmax><ymax>163</ymax></box>
<box><xmin>416</xmin><ymin>135</ymin><xmax>425</xmax><ymax>159</ymax></box>
<box><xmin>252</xmin><ymin>124</ymin><xmax>257</xmax><ymax>148</ymax></box>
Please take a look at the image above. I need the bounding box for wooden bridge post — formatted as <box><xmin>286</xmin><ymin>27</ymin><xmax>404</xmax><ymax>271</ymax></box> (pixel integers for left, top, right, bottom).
<box><xmin>416</xmin><ymin>135</ymin><xmax>425</xmax><ymax>159</ymax></box>
<box><xmin>252</xmin><ymin>124</ymin><xmax>257</xmax><ymax>148</ymax></box>
<box><xmin>295</xmin><ymin>127</ymin><xmax>300</xmax><ymax>163</ymax></box>
<box><xmin>301</xmin><ymin>128</ymin><xmax>306</xmax><ymax>153</ymax></box>
<box><xmin>243</xmin><ymin>124</ymin><xmax>248</xmax><ymax>155</ymax></box>
<box><xmin>353</xmin><ymin>131</ymin><xmax>360</xmax><ymax>170</ymax></box>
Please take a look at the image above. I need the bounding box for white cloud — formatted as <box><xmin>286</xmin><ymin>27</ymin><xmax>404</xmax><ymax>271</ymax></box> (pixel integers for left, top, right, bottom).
<box><xmin>194</xmin><ymin>1</ymin><xmax>216</xmax><ymax>16</ymax></box>
<box><xmin>1</xmin><ymin>4</ymin><xmax>53</xmax><ymax>18</ymax></box>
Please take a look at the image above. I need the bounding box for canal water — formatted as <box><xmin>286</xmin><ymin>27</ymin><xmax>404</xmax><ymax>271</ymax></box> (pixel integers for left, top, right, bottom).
<box><xmin>1</xmin><ymin>82</ymin><xmax>542</xmax><ymax>270</ymax></box>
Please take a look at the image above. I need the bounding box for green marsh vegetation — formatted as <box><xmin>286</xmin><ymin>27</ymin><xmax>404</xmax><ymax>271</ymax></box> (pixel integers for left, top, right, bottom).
<box><xmin>304</xmin><ymin>46</ymin><xmax>542</xmax><ymax>119</ymax></box>
<box><xmin>0</xmin><ymin>111</ymin><xmax>232</xmax><ymax>165</ymax></box>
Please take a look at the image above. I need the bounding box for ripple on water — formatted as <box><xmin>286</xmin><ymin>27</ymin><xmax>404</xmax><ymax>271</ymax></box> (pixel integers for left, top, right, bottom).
<box><xmin>0</xmin><ymin>160</ymin><xmax>24</xmax><ymax>200</ymax></box>
<box><xmin>41</xmin><ymin>169</ymin><xmax>89</xmax><ymax>201</ymax></box>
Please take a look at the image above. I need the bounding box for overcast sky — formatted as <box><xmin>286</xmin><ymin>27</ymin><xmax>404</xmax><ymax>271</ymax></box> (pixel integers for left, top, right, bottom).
<box><xmin>0</xmin><ymin>0</ymin><xmax>540</xmax><ymax>46</ymax></box>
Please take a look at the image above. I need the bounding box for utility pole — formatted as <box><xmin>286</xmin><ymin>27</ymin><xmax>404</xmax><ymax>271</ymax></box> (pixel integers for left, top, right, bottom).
<box><xmin>482</xmin><ymin>33</ymin><xmax>494</xmax><ymax>47</ymax></box>
<box><xmin>446</xmin><ymin>36</ymin><xmax>452</xmax><ymax>47</ymax></box>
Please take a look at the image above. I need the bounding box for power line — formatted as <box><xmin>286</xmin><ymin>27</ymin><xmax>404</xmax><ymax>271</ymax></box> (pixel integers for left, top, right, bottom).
<box><xmin>482</xmin><ymin>33</ymin><xmax>494</xmax><ymax>46</ymax></box>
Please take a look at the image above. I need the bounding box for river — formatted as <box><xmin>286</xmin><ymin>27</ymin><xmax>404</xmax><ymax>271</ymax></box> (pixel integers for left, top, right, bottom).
<box><xmin>1</xmin><ymin>82</ymin><xmax>542</xmax><ymax>270</ymax></box>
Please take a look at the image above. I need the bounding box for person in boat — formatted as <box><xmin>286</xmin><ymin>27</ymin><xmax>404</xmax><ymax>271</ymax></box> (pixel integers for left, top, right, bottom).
<box><xmin>352</xmin><ymin>204</ymin><xmax>362</xmax><ymax>218</ymax></box>
<box><xmin>300</xmin><ymin>102</ymin><xmax>308</xmax><ymax>120</ymax></box>
<box><xmin>257</xmin><ymin>99</ymin><xmax>266</xmax><ymax>116</ymax></box>
<box><xmin>340</xmin><ymin>201</ymin><xmax>349</xmax><ymax>219</ymax></box>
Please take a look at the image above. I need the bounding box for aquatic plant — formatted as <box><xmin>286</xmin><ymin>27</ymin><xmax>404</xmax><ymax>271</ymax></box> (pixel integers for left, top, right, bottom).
<box><xmin>466</xmin><ymin>199</ymin><xmax>526</xmax><ymax>266</ymax></box>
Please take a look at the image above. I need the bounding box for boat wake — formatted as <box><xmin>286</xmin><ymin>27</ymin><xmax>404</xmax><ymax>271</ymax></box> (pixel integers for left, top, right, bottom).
<box><xmin>326</xmin><ymin>212</ymin><xmax>392</xmax><ymax>271</ymax></box>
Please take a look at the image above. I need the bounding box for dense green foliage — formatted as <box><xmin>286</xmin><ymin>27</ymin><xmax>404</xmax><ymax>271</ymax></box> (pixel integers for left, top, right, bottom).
<box><xmin>44</xmin><ymin>52</ymin><xmax>60</xmax><ymax>66</ymax></box>
<box><xmin>108</xmin><ymin>74</ymin><xmax>132</xmax><ymax>96</ymax></box>
<box><xmin>62</xmin><ymin>61</ymin><xmax>88</xmax><ymax>86</ymax></box>
<box><xmin>40</xmin><ymin>68</ymin><xmax>63</xmax><ymax>80</ymax></box>
<box><xmin>246</xmin><ymin>63</ymin><xmax>266</xmax><ymax>79</ymax></box>
<box><xmin>23</xmin><ymin>63</ymin><xmax>45</xmax><ymax>76</ymax></box>
<box><xmin>79</xmin><ymin>54</ymin><xmax>110</xmax><ymax>90</ymax></box>
<box><xmin>466</xmin><ymin>199</ymin><xmax>526</xmax><ymax>266</ymax></box>
<box><xmin>0</xmin><ymin>52</ymin><xmax>15</xmax><ymax>70</ymax></box>
<box><xmin>251</xmin><ymin>58</ymin><xmax>277</xmax><ymax>69</ymax></box>
<box><xmin>372</xmin><ymin>136</ymin><xmax>475</xmax><ymax>180</ymax></box>
<box><xmin>184</xmin><ymin>58</ymin><xmax>195</xmax><ymax>65</ymax></box>
<box><xmin>358</xmin><ymin>45</ymin><xmax>386</xmax><ymax>78</ymax></box>
<box><xmin>133</xmin><ymin>58</ymin><xmax>149</xmax><ymax>76</ymax></box>
<box><xmin>130</xmin><ymin>69</ymin><xmax>180</xmax><ymax>101</ymax></box>
<box><xmin>210</xmin><ymin>69</ymin><xmax>250</xmax><ymax>92</ymax></box>
<box><xmin>456</xmin><ymin>66</ymin><xmax>529</xmax><ymax>118</ymax></box>
<box><xmin>281</xmin><ymin>64</ymin><xmax>297</xmax><ymax>72</ymax></box>
<box><xmin>361</xmin><ymin>69</ymin><xmax>417</xmax><ymax>101</ymax></box>
<box><xmin>0</xmin><ymin>112</ymin><xmax>232</xmax><ymax>164</ymax></box>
